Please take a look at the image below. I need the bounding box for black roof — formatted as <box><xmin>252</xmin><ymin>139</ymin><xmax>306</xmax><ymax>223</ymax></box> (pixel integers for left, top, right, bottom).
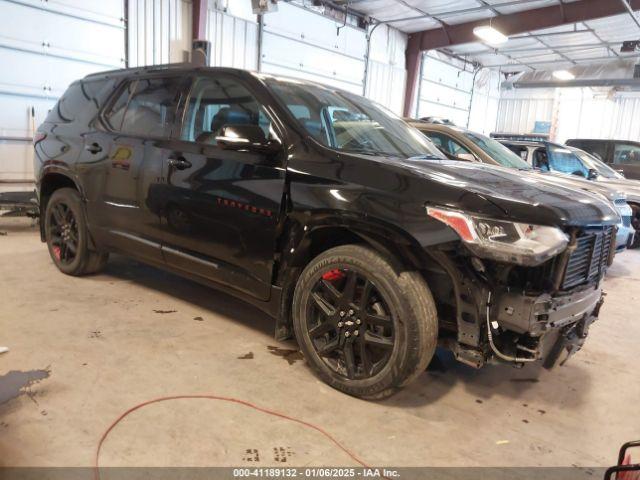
<box><xmin>84</xmin><ymin>63</ymin><xmax>256</xmax><ymax>81</ymax></box>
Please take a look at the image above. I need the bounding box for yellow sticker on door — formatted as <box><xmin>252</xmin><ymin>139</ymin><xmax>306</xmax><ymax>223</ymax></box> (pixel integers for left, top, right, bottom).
<box><xmin>111</xmin><ymin>146</ymin><xmax>132</xmax><ymax>171</ymax></box>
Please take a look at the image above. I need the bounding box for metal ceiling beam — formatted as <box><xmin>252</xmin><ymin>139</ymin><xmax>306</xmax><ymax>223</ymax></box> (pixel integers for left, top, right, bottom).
<box><xmin>407</xmin><ymin>0</ymin><xmax>640</xmax><ymax>53</ymax></box>
<box><xmin>402</xmin><ymin>0</ymin><xmax>640</xmax><ymax>115</ymax></box>
<box><xmin>457</xmin><ymin>41</ymin><xmax>623</xmax><ymax>57</ymax></box>
<box><xmin>484</xmin><ymin>52</ymin><xmax>640</xmax><ymax>68</ymax></box>
<box><xmin>510</xmin><ymin>78</ymin><xmax>640</xmax><ymax>88</ymax></box>
<box><xmin>619</xmin><ymin>0</ymin><xmax>640</xmax><ymax>31</ymax></box>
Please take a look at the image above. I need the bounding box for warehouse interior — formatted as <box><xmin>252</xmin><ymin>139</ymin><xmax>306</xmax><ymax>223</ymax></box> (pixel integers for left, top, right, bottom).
<box><xmin>1</xmin><ymin>0</ymin><xmax>640</xmax><ymax>477</ymax></box>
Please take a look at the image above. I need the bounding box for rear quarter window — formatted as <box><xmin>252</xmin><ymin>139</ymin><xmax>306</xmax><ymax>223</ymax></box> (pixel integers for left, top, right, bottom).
<box><xmin>45</xmin><ymin>79</ymin><xmax>110</xmax><ymax>124</ymax></box>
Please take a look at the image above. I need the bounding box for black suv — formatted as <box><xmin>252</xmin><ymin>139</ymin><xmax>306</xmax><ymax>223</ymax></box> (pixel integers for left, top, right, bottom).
<box><xmin>35</xmin><ymin>65</ymin><xmax>618</xmax><ymax>399</ymax></box>
<box><xmin>566</xmin><ymin>138</ymin><xmax>640</xmax><ymax>180</ymax></box>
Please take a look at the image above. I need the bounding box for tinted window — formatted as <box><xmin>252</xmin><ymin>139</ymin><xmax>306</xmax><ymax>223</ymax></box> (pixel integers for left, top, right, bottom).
<box><xmin>503</xmin><ymin>144</ymin><xmax>528</xmax><ymax>161</ymax></box>
<box><xmin>424</xmin><ymin>132</ymin><xmax>472</xmax><ymax>158</ymax></box>
<box><xmin>568</xmin><ymin>140</ymin><xmax>608</xmax><ymax>161</ymax></box>
<box><xmin>264</xmin><ymin>77</ymin><xmax>443</xmax><ymax>159</ymax></box>
<box><xmin>182</xmin><ymin>76</ymin><xmax>272</xmax><ymax>143</ymax></box>
<box><xmin>463</xmin><ymin>132</ymin><xmax>531</xmax><ymax>169</ymax></box>
<box><xmin>104</xmin><ymin>77</ymin><xmax>182</xmax><ymax>138</ymax></box>
<box><xmin>614</xmin><ymin>143</ymin><xmax>640</xmax><ymax>164</ymax></box>
<box><xmin>533</xmin><ymin>147</ymin><xmax>549</xmax><ymax>171</ymax></box>
<box><xmin>45</xmin><ymin>79</ymin><xmax>109</xmax><ymax>124</ymax></box>
<box><xmin>572</xmin><ymin>148</ymin><xmax>624</xmax><ymax>179</ymax></box>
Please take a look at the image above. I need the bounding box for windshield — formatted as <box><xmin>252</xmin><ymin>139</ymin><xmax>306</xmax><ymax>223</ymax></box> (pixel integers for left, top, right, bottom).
<box><xmin>263</xmin><ymin>77</ymin><xmax>445</xmax><ymax>159</ymax></box>
<box><xmin>572</xmin><ymin>148</ymin><xmax>625</xmax><ymax>179</ymax></box>
<box><xmin>463</xmin><ymin>132</ymin><xmax>532</xmax><ymax>170</ymax></box>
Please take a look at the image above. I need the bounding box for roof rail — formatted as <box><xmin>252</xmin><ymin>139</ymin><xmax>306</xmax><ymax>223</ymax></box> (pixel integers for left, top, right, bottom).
<box><xmin>490</xmin><ymin>132</ymin><xmax>550</xmax><ymax>141</ymax></box>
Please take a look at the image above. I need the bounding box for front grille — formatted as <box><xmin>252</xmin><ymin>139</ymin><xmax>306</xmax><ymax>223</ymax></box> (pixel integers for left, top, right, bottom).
<box><xmin>623</xmin><ymin>215</ymin><xmax>632</xmax><ymax>227</ymax></box>
<box><xmin>562</xmin><ymin>226</ymin><xmax>614</xmax><ymax>290</ymax></box>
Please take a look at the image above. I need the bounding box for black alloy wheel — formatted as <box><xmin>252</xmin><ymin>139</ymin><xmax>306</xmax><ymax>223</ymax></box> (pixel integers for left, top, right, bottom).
<box><xmin>306</xmin><ymin>268</ymin><xmax>395</xmax><ymax>380</ymax></box>
<box><xmin>45</xmin><ymin>188</ymin><xmax>109</xmax><ymax>275</ymax></box>
<box><xmin>292</xmin><ymin>244</ymin><xmax>438</xmax><ymax>399</ymax></box>
<box><xmin>48</xmin><ymin>201</ymin><xmax>79</xmax><ymax>265</ymax></box>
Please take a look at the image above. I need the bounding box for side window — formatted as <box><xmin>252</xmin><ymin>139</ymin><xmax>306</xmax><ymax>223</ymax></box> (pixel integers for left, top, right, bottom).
<box><xmin>182</xmin><ymin>76</ymin><xmax>272</xmax><ymax>144</ymax></box>
<box><xmin>104</xmin><ymin>77</ymin><xmax>182</xmax><ymax>138</ymax></box>
<box><xmin>504</xmin><ymin>144</ymin><xmax>527</xmax><ymax>161</ymax></box>
<box><xmin>547</xmin><ymin>146</ymin><xmax>589</xmax><ymax>176</ymax></box>
<box><xmin>46</xmin><ymin>80</ymin><xmax>108</xmax><ymax>124</ymax></box>
<box><xmin>425</xmin><ymin>132</ymin><xmax>471</xmax><ymax>158</ymax></box>
<box><xmin>579</xmin><ymin>141</ymin><xmax>608</xmax><ymax>161</ymax></box>
<box><xmin>533</xmin><ymin>147</ymin><xmax>549</xmax><ymax>171</ymax></box>
<box><xmin>614</xmin><ymin>144</ymin><xmax>640</xmax><ymax>164</ymax></box>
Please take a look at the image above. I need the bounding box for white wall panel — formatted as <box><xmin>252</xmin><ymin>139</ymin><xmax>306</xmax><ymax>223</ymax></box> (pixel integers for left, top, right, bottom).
<box><xmin>555</xmin><ymin>89</ymin><xmax>640</xmax><ymax>143</ymax></box>
<box><xmin>495</xmin><ymin>88</ymin><xmax>555</xmax><ymax>134</ymax></box>
<box><xmin>365</xmin><ymin>24</ymin><xmax>407</xmax><ymax>115</ymax></box>
<box><xmin>260</xmin><ymin>2</ymin><xmax>366</xmax><ymax>93</ymax></box>
<box><xmin>467</xmin><ymin>69</ymin><xmax>501</xmax><ymax>135</ymax></box>
<box><xmin>127</xmin><ymin>0</ymin><xmax>192</xmax><ymax>67</ymax></box>
<box><xmin>207</xmin><ymin>9</ymin><xmax>258</xmax><ymax>69</ymax></box>
<box><xmin>0</xmin><ymin>0</ymin><xmax>125</xmax><ymax>185</ymax></box>
<box><xmin>495</xmin><ymin>87</ymin><xmax>640</xmax><ymax>142</ymax></box>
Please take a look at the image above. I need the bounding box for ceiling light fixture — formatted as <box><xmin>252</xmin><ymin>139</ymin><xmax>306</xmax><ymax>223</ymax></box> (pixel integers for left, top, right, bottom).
<box><xmin>473</xmin><ymin>25</ymin><xmax>508</xmax><ymax>45</ymax></box>
<box><xmin>552</xmin><ymin>70</ymin><xmax>575</xmax><ymax>81</ymax></box>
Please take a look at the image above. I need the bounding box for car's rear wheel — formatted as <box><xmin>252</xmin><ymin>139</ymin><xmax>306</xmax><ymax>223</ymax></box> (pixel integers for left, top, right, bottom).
<box><xmin>45</xmin><ymin>188</ymin><xmax>108</xmax><ymax>275</ymax></box>
<box><xmin>292</xmin><ymin>244</ymin><xmax>438</xmax><ymax>399</ymax></box>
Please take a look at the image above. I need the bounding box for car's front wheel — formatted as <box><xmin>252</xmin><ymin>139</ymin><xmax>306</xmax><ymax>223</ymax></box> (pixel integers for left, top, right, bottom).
<box><xmin>44</xmin><ymin>188</ymin><xmax>108</xmax><ymax>275</ymax></box>
<box><xmin>292</xmin><ymin>244</ymin><xmax>438</xmax><ymax>399</ymax></box>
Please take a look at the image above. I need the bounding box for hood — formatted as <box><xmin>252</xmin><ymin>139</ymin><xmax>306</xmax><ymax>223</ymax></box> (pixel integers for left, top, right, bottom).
<box><xmin>397</xmin><ymin>159</ymin><xmax>619</xmax><ymax>228</ymax></box>
<box><xmin>537</xmin><ymin>172</ymin><xmax>625</xmax><ymax>202</ymax></box>
<box><xmin>593</xmin><ymin>177</ymin><xmax>640</xmax><ymax>203</ymax></box>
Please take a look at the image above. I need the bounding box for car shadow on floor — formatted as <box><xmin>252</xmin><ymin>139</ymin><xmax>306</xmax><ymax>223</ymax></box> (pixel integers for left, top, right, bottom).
<box><xmin>100</xmin><ymin>254</ymin><xmax>277</xmax><ymax>339</ymax></box>
<box><xmin>96</xmin><ymin>255</ymin><xmax>594</xmax><ymax>408</ymax></box>
<box><xmin>381</xmin><ymin>348</ymin><xmax>592</xmax><ymax>409</ymax></box>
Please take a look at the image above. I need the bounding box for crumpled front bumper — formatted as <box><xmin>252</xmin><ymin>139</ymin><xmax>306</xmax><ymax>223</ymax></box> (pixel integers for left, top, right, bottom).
<box><xmin>494</xmin><ymin>286</ymin><xmax>604</xmax><ymax>367</ymax></box>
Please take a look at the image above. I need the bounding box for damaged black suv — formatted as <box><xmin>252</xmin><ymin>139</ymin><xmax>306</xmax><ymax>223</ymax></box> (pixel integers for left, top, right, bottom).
<box><xmin>35</xmin><ymin>65</ymin><xmax>618</xmax><ymax>399</ymax></box>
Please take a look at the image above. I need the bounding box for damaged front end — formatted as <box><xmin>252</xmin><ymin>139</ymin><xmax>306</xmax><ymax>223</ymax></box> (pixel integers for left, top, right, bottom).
<box><xmin>424</xmin><ymin>224</ymin><xmax>615</xmax><ymax>370</ymax></box>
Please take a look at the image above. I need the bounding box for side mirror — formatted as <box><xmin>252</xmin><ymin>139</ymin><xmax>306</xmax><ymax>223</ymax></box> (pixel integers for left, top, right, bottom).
<box><xmin>216</xmin><ymin>124</ymin><xmax>281</xmax><ymax>155</ymax></box>
<box><xmin>587</xmin><ymin>168</ymin><xmax>599</xmax><ymax>180</ymax></box>
<box><xmin>456</xmin><ymin>152</ymin><xmax>476</xmax><ymax>162</ymax></box>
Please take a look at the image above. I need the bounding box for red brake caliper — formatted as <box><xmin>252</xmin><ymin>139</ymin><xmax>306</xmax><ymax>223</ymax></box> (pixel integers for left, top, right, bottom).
<box><xmin>322</xmin><ymin>269</ymin><xmax>345</xmax><ymax>281</ymax></box>
<box><xmin>53</xmin><ymin>246</ymin><xmax>61</xmax><ymax>260</ymax></box>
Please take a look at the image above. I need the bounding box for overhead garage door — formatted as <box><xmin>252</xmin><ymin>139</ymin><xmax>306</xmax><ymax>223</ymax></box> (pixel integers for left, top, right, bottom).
<box><xmin>260</xmin><ymin>2</ymin><xmax>366</xmax><ymax>94</ymax></box>
<box><xmin>417</xmin><ymin>52</ymin><xmax>474</xmax><ymax>126</ymax></box>
<box><xmin>0</xmin><ymin>0</ymin><xmax>125</xmax><ymax>189</ymax></box>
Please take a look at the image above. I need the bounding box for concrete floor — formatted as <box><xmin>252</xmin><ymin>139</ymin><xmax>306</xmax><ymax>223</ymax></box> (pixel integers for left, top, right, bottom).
<box><xmin>0</xmin><ymin>217</ymin><xmax>638</xmax><ymax>469</ymax></box>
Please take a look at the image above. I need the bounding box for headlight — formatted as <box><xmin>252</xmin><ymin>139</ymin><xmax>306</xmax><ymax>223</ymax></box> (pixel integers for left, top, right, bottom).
<box><xmin>427</xmin><ymin>206</ymin><xmax>569</xmax><ymax>266</ymax></box>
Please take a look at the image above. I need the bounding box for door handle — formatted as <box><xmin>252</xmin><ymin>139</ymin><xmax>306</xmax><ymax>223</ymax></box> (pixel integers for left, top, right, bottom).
<box><xmin>85</xmin><ymin>142</ymin><xmax>102</xmax><ymax>154</ymax></box>
<box><xmin>168</xmin><ymin>155</ymin><xmax>192</xmax><ymax>170</ymax></box>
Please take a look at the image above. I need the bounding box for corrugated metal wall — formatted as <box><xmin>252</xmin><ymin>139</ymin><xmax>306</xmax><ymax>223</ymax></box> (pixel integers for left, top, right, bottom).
<box><xmin>496</xmin><ymin>87</ymin><xmax>640</xmax><ymax>142</ymax></box>
<box><xmin>496</xmin><ymin>88</ymin><xmax>556</xmax><ymax>135</ymax></box>
<box><xmin>207</xmin><ymin>9</ymin><xmax>258</xmax><ymax>70</ymax></box>
<box><xmin>127</xmin><ymin>0</ymin><xmax>192</xmax><ymax>66</ymax></box>
<box><xmin>0</xmin><ymin>0</ymin><xmax>125</xmax><ymax>188</ymax></box>
<box><xmin>365</xmin><ymin>24</ymin><xmax>407</xmax><ymax>115</ymax></box>
<box><xmin>555</xmin><ymin>89</ymin><xmax>640</xmax><ymax>142</ymax></box>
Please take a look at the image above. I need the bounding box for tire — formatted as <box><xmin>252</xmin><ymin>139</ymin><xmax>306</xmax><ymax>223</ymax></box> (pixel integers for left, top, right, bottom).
<box><xmin>631</xmin><ymin>217</ymin><xmax>640</xmax><ymax>249</ymax></box>
<box><xmin>44</xmin><ymin>188</ymin><xmax>108</xmax><ymax>276</ymax></box>
<box><xmin>292</xmin><ymin>244</ymin><xmax>438</xmax><ymax>399</ymax></box>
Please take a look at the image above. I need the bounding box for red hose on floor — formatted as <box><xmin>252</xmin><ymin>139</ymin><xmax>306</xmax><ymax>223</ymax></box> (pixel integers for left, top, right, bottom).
<box><xmin>94</xmin><ymin>394</ymin><xmax>372</xmax><ymax>480</ymax></box>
